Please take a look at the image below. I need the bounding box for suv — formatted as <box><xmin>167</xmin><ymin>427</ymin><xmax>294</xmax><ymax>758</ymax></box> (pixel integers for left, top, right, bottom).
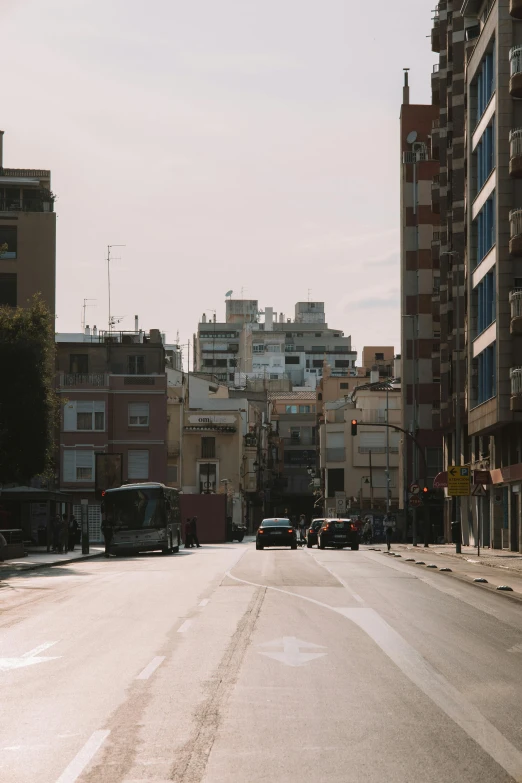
<box><xmin>317</xmin><ymin>519</ymin><xmax>359</xmax><ymax>550</ymax></box>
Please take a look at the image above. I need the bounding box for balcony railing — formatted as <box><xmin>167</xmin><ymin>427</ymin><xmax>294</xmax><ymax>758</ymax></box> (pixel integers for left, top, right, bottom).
<box><xmin>510</xmin><ymin>289</ymin><xmax>522</xmax><ymax>319</ymax></box>
<box><xmin>511</xmin><ymin>367</ymin><xmax>522</xmax><ymax>396</ymax></box>
<box><xmin>510</xmin><ymin>209</ymin><xmax>522</xmax><ymax>242</ymax></box>
<box><xmin>61</xmin><ymin>373</ymin><xmax>108</xmax><ymax>387</ymax></box>
<box><xmin>0</xmin><ymin>198</ymin><xmax>54</xmax><ymax>213</ymax></box>
<box><xmin>283</xmin><ymin>436</ymin><xmax>316</xmax><ymax>447</ymax></box>
<box><xmin>511</xmin><ymin>46</ymin><xmax>522</xmax><ymax>77</ymax></box>
<box><xmin>465</xmin><ymin>25</ymin><xmax>480</xmax><ymax>43</ymax></box>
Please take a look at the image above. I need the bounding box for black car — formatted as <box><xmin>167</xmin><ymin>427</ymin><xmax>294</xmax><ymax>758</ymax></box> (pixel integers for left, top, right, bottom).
<box><xmin>306</xmin><ymin>519</ymin><xmax>326</xmax><ymax>548</ymax></box>
<box><xmin>256</xmin><ymin>518</ymin><xmax>297</xmax><ymax>550</ymax></box>
<box><xmin>317</xmin><ymin>519</ymin><xmax>360</xmax><ymax>550</ymax></box>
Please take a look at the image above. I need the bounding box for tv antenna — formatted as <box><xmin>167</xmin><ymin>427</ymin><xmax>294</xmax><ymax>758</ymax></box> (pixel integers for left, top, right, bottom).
<box><xmin>107</xmin><ymin>244</ymin><xmax>126</xmax><ymax>333</ymax></box>
<box><xmin>81</xmin><ymin>298</ymin><xmax>97</xmax><ymax>331</ymax></box>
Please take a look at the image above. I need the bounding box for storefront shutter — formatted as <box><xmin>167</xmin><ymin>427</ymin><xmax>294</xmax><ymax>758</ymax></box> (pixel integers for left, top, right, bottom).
<box><xmin>63</xmin><ymin>450</ymin><xmax>76</xmax><ymax>482</ymax></box>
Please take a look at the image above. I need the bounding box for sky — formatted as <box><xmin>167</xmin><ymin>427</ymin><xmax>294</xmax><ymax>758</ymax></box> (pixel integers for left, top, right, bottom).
<box><xmin>1</xmin><ymin>0</ymin><xmax>436</xmax><ymax>366</ymax></box>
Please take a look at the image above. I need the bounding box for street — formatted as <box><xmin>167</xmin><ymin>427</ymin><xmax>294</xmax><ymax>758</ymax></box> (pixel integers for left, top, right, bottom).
<box><xmin>2</xmin><ymin>544</ymin><xmax>522</xmax><ymax>783</ymax></box>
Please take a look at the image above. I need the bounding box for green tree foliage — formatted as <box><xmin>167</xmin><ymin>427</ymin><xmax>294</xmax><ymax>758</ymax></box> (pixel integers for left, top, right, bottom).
<box><xmin>0</xmin><ymin>296</ymin><xmax>59</xmax><ymax>484</ymax></box>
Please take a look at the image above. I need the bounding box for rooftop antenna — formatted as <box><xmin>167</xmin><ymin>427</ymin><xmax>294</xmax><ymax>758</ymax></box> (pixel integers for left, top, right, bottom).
<box><xmin>225</xmin><ymin>289</ymin><xmax>233</xmax><ymax>299</ymax></box>
<box><xmin>307</xmin><ymin>288</ymin><xmax>312</xmax><ymax>303</ymax></box>
<box><xmin>82</xmin><ymin>298</ymin><xmax>97</xmax><ymax>331</ymax></box>
<box><xmin>107</xmin><ymin>244</ymin><xmax>126</xmax><ymax>333</ymax></box>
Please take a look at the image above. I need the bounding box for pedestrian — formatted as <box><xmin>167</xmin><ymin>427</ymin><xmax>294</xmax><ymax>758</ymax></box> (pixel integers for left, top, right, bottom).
<box><xmin>68</xmin><ymin>515</ymin><xmax>79</xmax><ymax>552</ymax></box>
<box><xmin>101</xmin><ymin>518</ymin><xmax>114</xmax><ymax>558</ymax></box>
<box><xmin>184</xmin><ymin>518</ymin><xmax>193</xmax><ymax>549</ymax></box>
<box><xmin>383</xmin><ymin>514</ymin><xmax>394</xmax><ymax>552</ymax></box>
<box><xmin>0</xmin><ymin>531</ymin><xmax>7</xmax><ymax>562</ymax></box>
<box><xmin>53</xmin><ymin>514</ymin><xmax>62</xmax><ymax>553</ymax></box>
<box><xmin>191</xmin><ymin>516</ymin><xmax>201</xmax><ymax>548</ymax></box>
<box><xmin>298</xmin><ymin>514</ymin><xmax>307</xmax><ymax>542</ymax></box>
<box><xmin>362</xmin><ymin>518</ymin><xmax>372</xmax><ymax>545</ymax></box>
<box><xmin>61</xmin><ymin>514</ymin><xmax>69</xmax><ymax>554</ymax></box>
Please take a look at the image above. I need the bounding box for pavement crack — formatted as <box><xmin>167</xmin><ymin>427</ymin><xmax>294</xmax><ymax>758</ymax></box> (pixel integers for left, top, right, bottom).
<box><xmin>170</xmin><ymin>586</ymin><xmax>266</xmax><ymax>783</ymax></box>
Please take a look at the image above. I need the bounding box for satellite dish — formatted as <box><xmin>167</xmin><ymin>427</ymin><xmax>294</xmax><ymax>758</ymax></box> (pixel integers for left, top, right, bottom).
<box><xmin>406</xmin><ymin>130</ymin><xmax>418</xmax><ymax>144</ymax></box>
<box><xmin>225</xmin><ymin>290</ymin><xmax>233</xmax><ymax>297</ymax></box>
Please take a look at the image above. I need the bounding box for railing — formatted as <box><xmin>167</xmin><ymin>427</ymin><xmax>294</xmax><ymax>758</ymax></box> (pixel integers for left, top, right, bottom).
<box><xmin>283</xmin><ymin>436</ymin><xmax>316</xmax><ymax>447</ymax></box>
<box><xmin>432</xmin><ymin>118</ymin><xmax>440</xmax><ymax>130</ymax></box>
<box><xmin>511</xmin><ymin>367</ymin><xmax>522</xmax><ymax>396</ymax></box>
<box><xmin>0</xmin><ymin>168</ymin><xmax>50</xmax><ymax>178</ymax></box>
<box><xmin>510</xmin><ymin>289</ymin><xmax>522</xmax><ymax>319</ymax></box>
<box><xmin>358</xmin><ymin>446</ymin><xmax>399</xmax><ymax>454</ymax></box>
<box><xmin>465</xmin><ymin>25</ymin><xmax>480</xmax><ymax>43</ymax></box>
<box><xmin>433</xmin><ymin>64</ymin><xmax>440</xmax><ymax>73</ymax></box>
<box><xmin>511</xmin><ymin>46</ymin><xmax>522</xmax><ymax>77</ymax></box>
<box><xmin>510</xmin><ymin>128</ymin><xmax>522</xmax><ymax>159</ymax></box>
<box><xmin>403</xmin><ymin>150</ymin><xmax>430</xmax><ymax>164</ymax></box>
<box><xmin>0</xmin><ymin>198</ymin><xmax>54</xmax><ymax>213</ymax></box>
<box><xmin>510</xmin><ymin>208</ymin><xmax>522</xmax><ymax>238</ymax></box>
<box><xmin>61</xmin><ymin>373</ymin><xmax>108</xmax><ymax>387</ymax></box>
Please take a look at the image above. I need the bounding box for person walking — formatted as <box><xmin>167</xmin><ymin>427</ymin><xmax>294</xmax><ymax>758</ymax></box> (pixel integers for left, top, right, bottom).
<box><xmin>191</xmin><ymin>516</ymin><xmax>201</xmax><ymax>548</ymax></box>
<box><xmin>298</xmin><ymin>514</ymin><xmax>307</xmax><ymax>543</ymax></box>
<box><xmin>383</xmin><ymin>514</ymin><xmax>394</xmax><ymax>552</ymax></box>
<box><xmin>68</xmin><ymin>515</ymin><xmax>79</xmax><ymax>552</ymax></box>
<box><xmin>184</xmin><ymin>518</ymin><xmax>193</xmax><ymax>549</ymax></box>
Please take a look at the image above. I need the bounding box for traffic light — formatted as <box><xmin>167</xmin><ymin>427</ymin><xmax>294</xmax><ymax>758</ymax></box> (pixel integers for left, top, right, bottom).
<box><xmin>351</xmin><ymin>419</ymin><xmax>358</xmax><ymax>436</ymax></box>
<box><xmin>422</xmin><ymin>487</ymin><xmax>428</xmax><ymax>495</ymax></box>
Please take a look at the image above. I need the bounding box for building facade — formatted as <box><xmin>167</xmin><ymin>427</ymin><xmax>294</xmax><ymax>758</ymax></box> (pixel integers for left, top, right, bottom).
<box><xmin>0</xmin><ymin>131</ymin><xmax>56</xmax><ymax>312</ymax></box>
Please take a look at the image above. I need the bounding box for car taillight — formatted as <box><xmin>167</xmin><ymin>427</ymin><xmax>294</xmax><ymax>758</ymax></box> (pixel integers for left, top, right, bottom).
<box><xmin>258</xmin><ymin>529</ymin><xmax>264</xmax><ymax>534</ymax></box>
<box><xmin>288</xmin><ymin>529</ymin><xmax>293</xmax><ymax>533</ymax></box>
<box><xmin>350</xmin><ymin>524</ymin><xmax>357</xmax><ymax>532</ymax></box>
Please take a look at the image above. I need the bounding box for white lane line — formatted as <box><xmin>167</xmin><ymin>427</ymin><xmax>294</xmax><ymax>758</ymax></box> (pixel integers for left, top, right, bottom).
<box><xmin>178</xmin><ymin>619</ymin><xmax>193</xmax><ymax>633</ymax></box>
<box><xmin>55</xmin><ymin>730</ymin><xmax>110</xmax><ymax>783</ymax></box>
<box><xmin>199</xmin><ymin>599</ymin><xmax>209</xmax><ymax>607</ymax></box>
<box><xmin>22</xmin><ymin>641</ymin><xmax>58</xmax><ymax>658</ymax></box>
<box><xmin>136</xmin><ymin>656</ymin><xmax>166</xmax><ymax>680</ymax></box>
<box><xmin>306</xmin><ymin>551</ymin><xmax>365</xmax><ymax>604</ymax></box>
<box><xmin>225</xmin><ymin>570</ymin><xmax>522</xmax><ymax>781</ymax></box>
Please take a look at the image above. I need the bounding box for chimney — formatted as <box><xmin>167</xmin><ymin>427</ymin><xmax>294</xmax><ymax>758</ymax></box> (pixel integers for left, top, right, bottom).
<box><xmin>213</xmin><ymin>313</ymin><xmax>216</xmax><ymax>323</ymax></box>
<box><xmin>370</xmin><ymin>366</ymin><xmax>379</xmax><ymax>384</ymax></box>
<box><xmin>0</xmin><ymin>131</ymin><xmax>4</xmax><ymax>168</ymax></box>
<box><xmin>265</xmin><ymin>306</ymin><xmax>273</xmax><ymax>331</ymax></box>
<box><xmin>202</xmin><ymin>313</ymin><xmax>207</xmax><ymax>323</ymax></box>
<box><xmin>93</xmin><ymin>325</ymin><xmax>98</xmax><ymax>337</ymax></box>
<box><xmin>394</xmin><ymin>354</ymin><xmax>401</xmax><ymax>380</ymax></box>
<box><xmin>135</xmin><ymin>315</ymin><xmax>139</xmax><ymax>333</ymax></box>
<box><xmin>85</xmin><ymin>325</ymin><xmax>90</xmax><ymax>336</ymax></box>
<box><xmin>403</xmin><ymin>69</ymin><xmax>410</xmax><ymax>105</ymax></box>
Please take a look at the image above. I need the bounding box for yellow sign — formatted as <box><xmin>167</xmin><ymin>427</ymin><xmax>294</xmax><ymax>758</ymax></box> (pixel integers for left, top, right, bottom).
<box><xmin>448</xmin><ymin>466</ymin><xmax>470</xmax><ymax>496</ymax></box>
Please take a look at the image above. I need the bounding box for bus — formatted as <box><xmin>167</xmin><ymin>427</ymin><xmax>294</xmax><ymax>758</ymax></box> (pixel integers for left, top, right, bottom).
<box><xmin>101</xmin><ymin>483</ymin><xmax>182</xmax><ymax>556</ymax></box>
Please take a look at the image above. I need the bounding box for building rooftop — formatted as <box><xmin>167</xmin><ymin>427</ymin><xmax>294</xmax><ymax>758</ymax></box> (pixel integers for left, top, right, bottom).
<box><xmin>268</xmin><ymin>391</ymin><xmax>317</xmax><ymax>401</ymax></box>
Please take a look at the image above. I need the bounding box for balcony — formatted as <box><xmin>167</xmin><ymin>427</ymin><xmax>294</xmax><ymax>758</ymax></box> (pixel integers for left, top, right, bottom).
<box><xmin>283</xmin><ymin>436</ymin><xmax>316</xmax><ymax>447</ymax></box>
<box><xmin>511</xmin><ymin>367</ymin><xmax>522</xmax><ymax>411</ymax></box>
<box><xmin>431</xmin><ymin>12</ymin><xmax>440</xmax><ymax>53</ymax></box>
<box><xmin>511</xmin><ymin>0</ymin><xmax>522</xmax><ymax>19</ymax></box>
<box><xmin>510</xmin><ymin>209</ymin><xmax>522</xmax><ymax>255</ymax></box>
<box><xmin>510</xmin><ymin>129</ymin><xmax>522</xmax><ymax>177</ymax></box>
<box><xmin>59</xmin><ymin>373</ymin><xmax>108</xmax><ymax>387</ymax></box>
<box><xmin>431</xmin><ymin>175</ymin><xmax>440</xmax><ymax>214</ymax></box>
<box><xmin>510</xmin><ymin>289</ymin><xmax>522</xmax><ymax>334</ymax></box>
<box><xmin>465</xmin><ymin>25</ymin><xmax>480</xmax><ymax>44</ymax></box>
<box><xmin>510</xmin><ymin>47</ymin><xmax>522</xmax><ymax>98</ymax></box>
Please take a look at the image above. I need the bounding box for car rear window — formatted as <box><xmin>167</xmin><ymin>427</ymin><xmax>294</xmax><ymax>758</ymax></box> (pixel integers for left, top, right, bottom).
<box><xmin>261</xmin><ymin>519</ymin><xmax>291</xmax><ymax>527</ymax></box>
<box><xmin>330</xmin><ymin>521</ymin><xmax>351</xmax><ymax>529</ymax></box>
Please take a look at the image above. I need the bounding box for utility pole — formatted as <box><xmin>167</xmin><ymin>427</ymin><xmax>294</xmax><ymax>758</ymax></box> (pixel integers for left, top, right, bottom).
<box><xmin>81</xmin><ymin>298</ymin><xmax>96</xmax><ymax>331</ymax></box>
<box><xmin>386</xmin><ymin>384</ymin><xmax>390</xmax><ymax>514</ymax></box>
<box><xmin>369</xmin><ymin>450</ymin><xmax>374</xmax><ymax>511</ymax></box>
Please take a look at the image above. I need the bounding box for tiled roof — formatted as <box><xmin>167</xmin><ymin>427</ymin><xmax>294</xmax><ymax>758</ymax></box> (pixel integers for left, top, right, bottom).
<box><xmin>268</xmin><ymin>391</ymin><xmax>317</xmax><ymax>400</ymax></box>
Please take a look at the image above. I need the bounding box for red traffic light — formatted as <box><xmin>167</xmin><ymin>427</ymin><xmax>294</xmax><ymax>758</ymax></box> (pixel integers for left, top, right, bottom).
<box><xmin>351</xmin><ymin>419</ymin><xmax>358</xmax><ymax>436</ymax></box>
<box><xmin>422</xmin><ymin>487</ymin><xmax>428</xmax><ymax>493</ymax></box>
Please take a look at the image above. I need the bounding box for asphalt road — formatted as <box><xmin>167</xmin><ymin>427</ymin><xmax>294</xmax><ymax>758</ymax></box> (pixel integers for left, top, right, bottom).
<box><xmin>1</xmin><ymin>543</ymin><xmax>522</xmax><ymax>783</ymax></box>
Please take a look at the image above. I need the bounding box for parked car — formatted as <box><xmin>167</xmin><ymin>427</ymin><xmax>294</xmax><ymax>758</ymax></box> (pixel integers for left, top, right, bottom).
<box><xmin>256</xmin><ymin>518</ymin><xmax>297</xmax><ymax>550</ymax></box>
<box><xmin>317</xmin><ymin>518</ymin><xmax>360</xmax><ymax>550</ymax></box>
<box><xmin>306</xmin><ymin>519</ymin><xmax>326</xmax><ymax>548</ymax></box>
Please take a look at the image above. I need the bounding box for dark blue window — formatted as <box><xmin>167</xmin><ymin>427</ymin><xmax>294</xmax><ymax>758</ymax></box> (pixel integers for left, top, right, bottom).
<box><xmin>476</xmin><ymin>342</ymin><xmax>496</xmax><ymax>405</ymax></box>
<box><xmin>476</xmin><ymin>269</ymin><xmax>496</xmax><ymax>335</ymax></box>
<box><xmin>476</xmin><ymin>124</ymin><xmax>494</xmax><ymax>192</ymax></box>
<box><xmin>475</xmin><ymin>195</ymin><xmax>495</xmax><ymax>266</ymax></box>
<box><xmin>476</xmin><ymin>47</ymin><xmax>495</xmax><ymax>121</ymax></box>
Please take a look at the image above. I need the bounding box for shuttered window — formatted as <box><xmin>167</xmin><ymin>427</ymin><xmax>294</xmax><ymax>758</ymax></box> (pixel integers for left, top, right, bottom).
<box><xmin>63</xmin><ymin>450</ymin><xmax>95</xmax><ymax>482</ymax></box>
<box><xmin>63</xmin><ymin>401</ymin><xmax>105</xmax><ymax>431</ymax></box>
<box><xmin>326</xmin><ymin>432</ymin><xmax>344</xmax><ymax>449</ymax></box>
<box><xmin>128</xmin><ymin>402</ymin><xmax>149</xmax><ymax>426</ymax></box>
<box><xmin>358</xmin><ymin>432</ymin><xmax>386</xmax><ymax>453</ymax></box>
<box><xmin>128</xmin><ymin>450</ymin><xmax>149</xmax><ymax>480</ymax></box>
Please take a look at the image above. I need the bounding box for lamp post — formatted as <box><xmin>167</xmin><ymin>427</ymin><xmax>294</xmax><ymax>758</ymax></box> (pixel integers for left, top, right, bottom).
<box><xmin>446</xmin><ymin>250</ymin><xmax>462</xmax><ymax>554</ymax></box>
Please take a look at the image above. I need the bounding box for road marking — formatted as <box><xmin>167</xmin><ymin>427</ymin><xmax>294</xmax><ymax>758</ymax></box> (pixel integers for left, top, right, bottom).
<box><xmin>178</xmin><ymin>619</ymin><xmax>193</xmax><ymax>633</ymax></box>
<box><xmin>199</xmin><ymin>599</ymin><xmax>209</xmax><ymax>607</ymax></box>
<box><xmin>55</xmin><ymin>730</ymin><xmax>110</xmax><ymax>783</ymax></box>
<box><xmin>136</xmin><ymin>656</ymin><xmax>165</xmax><ymax>680</ymax></box>
<box><xmin>0</xmin><ymin>641</ymin><xmax>60</xmax><ymax>672</ymax></box>
<box><xmin>306</xmin><ymin>551</ymin><xmax>365</xmax><ymax>604</ymax></box>
<box><xmin>226</xmin><ymin>569</ymin><xmax>522</xmax><ymax>781</ymax></box>
<box><xmin>258</xmin><ymin>637</ymin><xmax>327</xmax><ymax>667</ymax></box>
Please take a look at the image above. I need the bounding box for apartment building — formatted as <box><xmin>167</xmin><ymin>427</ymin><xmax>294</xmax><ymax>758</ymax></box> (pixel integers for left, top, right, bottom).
<box><xmin>0</xmin><ymin>131</ymin><xmax>56</xmax><ymax>312</ymax></box>
<box><xmin>399</xmin><ymin>74</ymin><xmax>444</xmax><ymax>525</ymax></box>
<box><xmin>55</xmin><ymin>328</ymin><xmax>168</xmax><ymax>541</ymax></box>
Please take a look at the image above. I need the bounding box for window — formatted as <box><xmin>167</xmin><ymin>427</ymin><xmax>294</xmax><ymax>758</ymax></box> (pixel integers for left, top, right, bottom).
<box><xmin>253</xmin><ymin>344</ymin><xmax>264</xmax><ymax>353</ymax></box>
<box><xmin>203</xmin><ymin>359</ymin><xmax>214</xmax><ymax>366</ymax></box>
<box><xmin>340</xmin><ymin>383</ymin><xmax>349</xmax><ymax>389</ymax></box>
<box><xmin>375</xmin><ymin>353</ymin><xmax>384</xmax><ymax>360</ymax></box>
<box><xmin>474</xmin><ymin>195</ymin><xmax>495</xmax><ymax>265</ymax></box>
<box><xmin>229</xmin><ymin>358</ymin><xmax>237</xmax><ymax>366</ymax></box>
<box><xmin>475</xmin><ymin>269</ymin><xmax>496</xmax><ymax>335</ymax></box>
<box><xmin>315</xmin><ymin>332</ymin><xmax>322</xmax><ymax>337</ymax></box>
<box><xmin>299</xmin><ymin>405</ymin><xmax>312</xmax><ymax>413</ymax></box>
<box><xmin>312</xmin><ymin>345</ymin><xmax>326</xmax><ymax>352</ymax></box>
<box><xmin>128</xmin><ymin>355</ymin><xmax>146</xmax><ymax>374</ymax></box>
<box><xmin>215</xmin><ymin>359</ymin><xmax>227</xmax><ymax>367</ymax></box>
<box><xmin>290</xmin><ymin>427</ymin><xmax>301</xmax><ymax>442</ymax></box>
<box><xmin>128</xmin><ymin>402</ymin><xmax>149</xmax><ymax>427</ymax></box>
<box><xmin>63</xmin><ymin>449</ymin><xmax>95</xmax><ymax>482</ymax></box>
<box><xmin>476</xmin><ymin>124</ymin><xmax>495</xmax><ymax>192</ymax></box>
<box><xmin>201</xmin><ymin>437</ymin><xmax>215</xmax><ymax>459</ymax></box>
<box><xmin>63</xmin><ymin>401</ymin><xmax>105</xmax><ymax>432</ymax></box>
<box><xmin>0</xmin><ymin>226</ymin><xmax>17</xmax><ymax>259</ymax></box>
<box><xmin>229</xmin><ymin>373</ymin><xmax>235</xmax><ymax>380</ymax></box>
<box><xmin>0</xmin><ymin>273</ymin><xmax>17</xmax><ymax>306</ymax></box>
<box><xmin>335</xmin><ymin>360</ymin><xmax>350</xmax><ymax>368</ymax></box>
<box><xmin>476</xmin><ymin>342</ymin><xmax>496</xmax><ymax>404</ymax></box>
<box><xmin>285</xmin><ymin>405</ymin><xmax>298</xmax><ymax>414</ymax></box>
<box><xmin>313</xmin><ymin>360</ymin><xmax>323</xmax><ymax>368</ymax></box>
<box><xmin>167</xmin><ymin>465</ymin><xmax>178</xmax><ymax>483</ymax></box>
<box><xmin>69</xmin><ymin>354</ymin><xmax>88</xmax><ymax>374</ymax></box>
<box><xmin>333</xmin><ymin>333</ymin><xmax>340</xmax><ymax>337</ymax></box>
<box><xmin>476</xmin><ymin>46</ymin><xmax>495</xmax><ymax>123</ymax></box>
<box><xmin>359</xmin><ymin>432</ymin><xmax>386</xmax><ymax>453</ymax></box>
<box><xmin>285</xmin><ymin>356</ymin><xmax>300</xmax><ymax>364</ymax></box>
<box><xmin>128</xmin><ymin>450</ymin><xmax>149</xmax><ymax>479</ymax></box>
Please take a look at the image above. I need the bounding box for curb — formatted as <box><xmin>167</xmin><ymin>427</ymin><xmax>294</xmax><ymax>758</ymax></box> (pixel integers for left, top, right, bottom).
<box><xmin>0</xmin><ymin>551</ymin><xmax>104</xmax><ymax>577</ymax></box>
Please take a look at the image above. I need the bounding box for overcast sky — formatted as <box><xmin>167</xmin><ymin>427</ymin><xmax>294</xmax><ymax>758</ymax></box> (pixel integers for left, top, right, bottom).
<box><xmin>2</xmin><ymin>0</ymin><xmax>435</xmax><ymax>365</ymax></box>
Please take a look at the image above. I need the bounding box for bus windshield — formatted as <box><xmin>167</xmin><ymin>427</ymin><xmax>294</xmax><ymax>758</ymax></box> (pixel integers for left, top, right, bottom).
<box><xmin>104</xmin><ymin>487</ymin><xmax>166</xmax><ymax>531</ymax></box>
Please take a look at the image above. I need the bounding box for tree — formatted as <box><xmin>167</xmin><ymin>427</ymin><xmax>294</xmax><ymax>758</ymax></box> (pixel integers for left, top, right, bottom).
<box><xmin>0</xmin><ymin>296</ymin><xmax>59</xmax><ymax>484</ymax></box>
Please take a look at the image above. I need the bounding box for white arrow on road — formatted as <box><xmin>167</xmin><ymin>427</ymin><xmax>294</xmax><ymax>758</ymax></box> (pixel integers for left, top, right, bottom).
<box><xmin>0</xmin><ymin>641</ymin><xmax>60</xmax><ymax>672</ymax></box>
<box><xmin>258</xmin><ymin>637</ymin><xmax>327</xmax><ymax>667</ymax></box>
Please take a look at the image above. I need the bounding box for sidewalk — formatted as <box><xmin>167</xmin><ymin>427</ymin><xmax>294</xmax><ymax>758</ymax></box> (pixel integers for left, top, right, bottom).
<box><xmin>393</xmin><ymin>543</ymin><xmax>522</xmax><ymax>574</ymax></box>
<box><xmin>0</xmin><ymin>546</ymin><xmax>105</xmax><ymax>576</ymax></box>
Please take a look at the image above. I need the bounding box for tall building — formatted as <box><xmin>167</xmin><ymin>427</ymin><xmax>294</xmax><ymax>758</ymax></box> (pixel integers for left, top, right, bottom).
<box><xmin>0</xmin><ymin>131</ymin><xmax>56</xmax><ymax>312</ymax></box>
<box><xmin>399</xmin><ymin>75</ymin><xmax>444</xmax><ymax>536</ymax></box>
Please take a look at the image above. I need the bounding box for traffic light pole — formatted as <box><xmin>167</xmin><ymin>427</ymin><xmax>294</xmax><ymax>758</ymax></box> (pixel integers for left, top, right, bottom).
<box><xmin>351</xmin><ymin>421</ymin><xmax>428</xmax><ymax>489</ymax></box>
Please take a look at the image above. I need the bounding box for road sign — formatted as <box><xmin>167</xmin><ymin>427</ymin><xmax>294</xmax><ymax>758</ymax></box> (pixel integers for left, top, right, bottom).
<box><xmin>409</xmin><ymin>496</ymin><xmax>422</xmax><ymax>507</ymax></box>
<box><xmin>409</xmin><ymin>483</ymin><xmax>420</xmax><ymax>495</ymax></box>
<box><xmin>258</xmin><ymin>637</ymin><xmax>327</xmax><ymax>667</ymax></box>
<box><xmin>471</xmin><ymin>484</ymin><xmax>486</xmax><ymax>497</ymax></box>
<box><xmin>448</xmin><ymin>466</ymin><xmax>470</xmax><ymax>496</ymax></box>
<box><xmin>473</xmin><ymin>470</ymin><xmax>491</xmax><ymax>485</ymax></box>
